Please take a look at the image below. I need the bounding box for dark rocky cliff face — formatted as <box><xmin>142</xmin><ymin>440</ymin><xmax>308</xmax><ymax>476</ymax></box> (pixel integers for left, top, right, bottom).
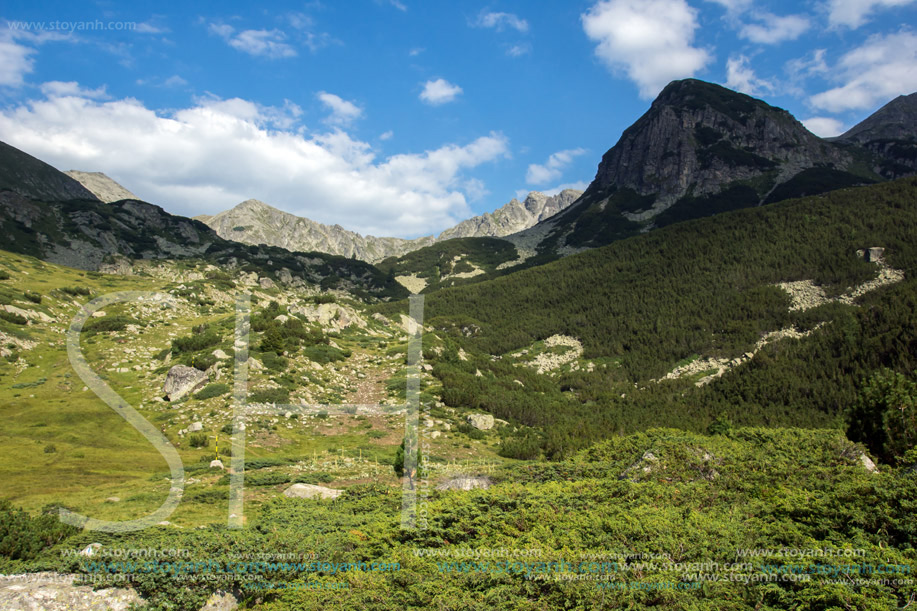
<box><xmin>516</xmin><ymin>79</ymin><xmax>891</xmax><ymax>257</ymax></box>
<box><xmin>834</xmin><ymin>92</ymin><xmax>917</xmax><ymax>179</ymax></box>
<box><xmin>585</xmin><ymin>79</ymin><xmax>855</xmax><ymax>220</ymax></box>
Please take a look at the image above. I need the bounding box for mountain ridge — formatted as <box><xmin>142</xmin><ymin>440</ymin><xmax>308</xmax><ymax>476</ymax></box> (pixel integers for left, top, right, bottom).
<box><xmin>197</xmin><ymin>189</ymin><xmax>582</xmax><ymax>263</ymax></box>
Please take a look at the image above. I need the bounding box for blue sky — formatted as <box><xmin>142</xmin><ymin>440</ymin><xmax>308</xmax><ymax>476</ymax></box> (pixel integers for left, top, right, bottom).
<box><xmin>0</xmin><ymin>0</ymin><xmax>915</xmax><ymax>238</ymax></box>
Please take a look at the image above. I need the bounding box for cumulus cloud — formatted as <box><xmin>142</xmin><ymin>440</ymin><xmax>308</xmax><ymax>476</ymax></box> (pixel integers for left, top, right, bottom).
<box><xmin>0</xmin><ymin>88</ymin><xmax>510</xmax><ymax>237</ymax></box>
<box><xmin>826</xmin><ymin>0</ymin><xmax>917</xmax><ymax>28</ymax></box>
<box><xmin>725</xmin><ymin>55</ymin><xmax>774</xmax><ymax>96</ymax></box>
<box><xmin>0</xmin><ymin>32</ymin><xmax>35</xmax><ymax>87</ymax></box>
<box><xmin>209</xmin><ymin>23</ymin><xmax>297</xmax><ymax>59</ymax></box>
<box><xmin>379</xmin><ymin>130</ymin><xmax>394</xmax><ymax>141</ymax></box>
<box><xmin>801</xmin><ymin>116</ymin><xmax>847</xmax><ymax>137</ymax></box>
<box><xmin>419</xmin><ymin>78</ymin><xmax>462</xmax><ymax>105</ymax></box>
<box><xmin>809</xmin><ymin>30</ymin><xmax>917</xmax><ymax>112</ymax></box>
<box><xmin>475</xmin><ymin>11</ymin><xmax>529</xmax><ymax>32</ymax></box>
<box><xmin>581</xmin><ymin>0</ymin><xmax>712</xmax><ymax>99</ymax></box>
<box><xmin>39</xmin><ymin>81</ymin><xmax>109</xmax><ymax>99</ymax></box>
<box><xmin>526</xmin><ymin>148</ymin><xmax>587</xmax><ymax>185</ymax></box>
<box><xmin>317</xmin><ymin>92</ymin><xmax>363</xmax><ymax>126</ymax></box>
<box><xmin>740</xmin><ymin>13</ymin><xmax>810</xmax><ymax>44</ymax></box>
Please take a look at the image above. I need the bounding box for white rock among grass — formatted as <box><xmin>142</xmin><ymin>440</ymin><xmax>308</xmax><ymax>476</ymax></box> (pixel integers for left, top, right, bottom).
<box><xmin>282</xmin><ymin>483</ymin><xmax>342</xmax><ymax>500</ymax></box>
<box><xmin>163</xmin><ymin>365</ymin><xmax>208</xmax><ymax>401</ymax></box>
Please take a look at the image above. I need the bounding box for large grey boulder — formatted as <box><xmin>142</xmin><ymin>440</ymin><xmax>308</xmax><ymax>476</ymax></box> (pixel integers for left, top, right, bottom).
<box><xmin>163</xmin><ymin>365</ymin><xmax>208</xmax><ymax>401</ymax></box>
<box><xmin>467</xmin><ymin>413</ymin><xmax>494</xmax><ymax>430</ymax></box>
<box><xmin>282</xmin><ymin>483</ymin><xmax>342</xmax><ymax>500</ymax></box>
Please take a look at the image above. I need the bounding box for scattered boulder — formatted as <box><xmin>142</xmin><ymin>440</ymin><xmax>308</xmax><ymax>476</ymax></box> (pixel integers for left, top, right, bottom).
<box><xmin>277</xmin><ymin>269</ymin><xmax>293</xmax><ymax>285</ymax></box>
<box><xmin>188</xmin><ymin>422</ymin><xmax>203</xmax><ymax>433</ymax></box>
<box><xmin>200</xmin><ymin>590</ymin><xmax>239</xmax><ymax>611</ymax></box>
<box><xmin>239</xmin><ymin>272</ymin><xmax>258</xmax><ymax>286</ymax></box>
<box><xmin>860</xmin><ymin>453</ymin><xmax>879</xmax><ymax>474</ymax></box>
<box><xmin>436</xmin><ymin>476</ymin><xmax>492</xmax><ymax>491</ymax></box>
<box><xmin>210</xmin><ymin>459</ymin><xmax>225</xmax><ymax>470</ymax></box>
<box><xmin>212</xmin><ymin>349</ymin><xmax>229</xmax><ymax>360</ymax></box>
<box><xmin>865</xmin><ymin>247</ymin><xmax>885</xmax><ymax>263</ymax></box>
<box><xmin>163</xmin><ymin>365</ymin><xmax>208</xmax><ymax>401</ymax></box>
<box><xmin>258</xmin><ymin>277</ymin><xmax>275</xmax><ymax>290</ymax></box>
<box><xmin>274</xmin><ymin>314</ymin><xmax>289</xmax><ymax>324</ymax></box>
<box><xmin>467</xmin><ymin>413</ymin><xmax>494</xmax><ymax>431</ymax></box>
<box><xmin>283</xmin><ymin>483</ymin><xmax>343</xmax><ymax>500</ymax></box>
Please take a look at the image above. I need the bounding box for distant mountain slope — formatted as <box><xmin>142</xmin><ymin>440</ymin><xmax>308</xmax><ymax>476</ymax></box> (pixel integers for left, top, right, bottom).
<box><xmin>0</xmin><ymin>141</ymin><xmax>406</xmax><ymax>300</ymax></box>
<box><xmin>0</xmin><ymin>142</ymin><xmax>100</xmax><ymax>202</ymax></box>
<box><xmin>198</xmin><ymin>189</ymin><xmax>581</xmax><ymax>263</ymax></box>
<box><xmin>834</xmin><ymin>92</ymin><xmax>917</xmax><ymax>179</ymax></box>
<box><xmin>513</xmin><ymin>79</ymin><xmax>903</xmax><ymax>259</ymax></box>
<box><xmin>64</xmin><ymin>170</ymin><xmax>139</xmax><ymax>203</ymax></box>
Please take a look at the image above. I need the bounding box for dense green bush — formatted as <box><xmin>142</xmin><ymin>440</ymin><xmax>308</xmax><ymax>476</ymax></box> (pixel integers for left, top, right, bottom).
<box><xmin>82</xmin><ymin>315</ymin><xmax>138</xmax><ymax>335</ymax></box>
<box><xmin>60</xmin><ymin>286</ymin><xmax>91</xmax><ymax>296</ymax></box>
<box><xmin>22</xmin><ymin>291</ymin><xmax>41</xmax><ymax>304</ymax></box>
<box><xmin>195</xmin><ymin>383</ymin><xmax>230</xmax><ymax>400</ymax></box>
<box><xmin>847</xmin><ymin>368</ymin><xmax>917</xmax><ymax>463</ymax></box>
<box><xmin>171</xmin><ymin>331</ymin><xmax>220</xmax><ymax>354</ymax></box>
<box><xmin>0</xmin><ymin>501</ymin><xmax>78</xmax><ymax>564</ymax></box>
<box><xmin>0</xmin><ymin>311</ymin><xmax>27</xmax><ymax>325</ymax></box>
<box><xmin>248</xmin><ymin>388</ymin><xmax>290</xmax><ymax>404</ymax></box>
<box><xmin>303</xmin><ymin>344</ymin><xmax>350</xmax><ymax>364</ymax></box>
<box><xmin>188</xmin><ymin>434</ymin><xmax>208</xmax><ymax>448</ymax></box>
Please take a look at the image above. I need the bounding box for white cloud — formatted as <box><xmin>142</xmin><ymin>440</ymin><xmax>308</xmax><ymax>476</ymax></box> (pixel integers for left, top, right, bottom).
<box><xmin>0</xmin><ymin>32</ymin><xmax>35</xmax><ymax>87</ymax></box>
<box><xmin>419</xmin><ymin>78</ymin><xmax>462</xmax><ymax>105</ymax></box>
<box><xmin>475</xmin><ymin>11</ymin><xmax>529</xmax><ymax>32</ymax></box>
<box><xmin>526</xmin><ymin>148</ymin><xmax>587</xmax><ymax>185</ymax></box>
<box><xmin>581</xmin><ymin>0</ymin><xmax>712</xmax><ymax>99</ymax></box>
<box><xmin>809</xmin><ymin>30</ymin><xmax>917</xmax><ymax>112</ymax></box>
<box><xmin>40</xmin><ymin>81</ymin><xmax>109</xmax><ymax>99</ymax></box>
<box><xmin>787</xmin><ymin>49</ymin><xmax>829</xmax><ymax>78</ymax></box>
<box><xmin>408</xmin><ymin>47</ymin><xmax>424</xmax><ymax>56</ymax></box>
<box><xmin>164</xmin><ymin>75</ymin><xmax>188</xmax><ymax>87</ymax></box>
<box><xmin>704</xmin><ymin>0</ymin><xmax>753</xmax><ymax>13</ymax></box>
<box><xmin>826</xmin><ymin>0</ymin><xmax>917</xmax><ymax>28</ymax></box>
<box><xmin>0</xmin><ymin>88</ymin><xmax>510</xmax><ymax>237</ymax></box>
<box><xmin>209</xmin><ymin>23</ymin><xmax>297</xmax><ymax>59</ymax></box>
<box><xmin>379</xmin><ymin>130</ymin><xmax>394</xmax><ymax>141</ymax></box>
<box><xmin>541</xmin><ymin>181</ymin><xmax>590</xmax><ymax>196</ymax></box>
<box><xmin>740</xmin><ymin>13</ymin><xmax>810</xmax><ymax>44</ymax></box>
<box><xmin>506</xmin><ymin>43</ymin><xmax>531</xmax><ymax>57</ymax></box>
<box><xmin>317</xmin><ymin>92</ymin><xmax>363</xmax><ymax>126</ymax></box>
<box><xmin>802</xmin><ymin>117</ymin><xmax>847</xmax><ymax>137</ymax></box>
<box><xmin>463</xmin><ymin>178</ymin><xmax>489</xmax><ymax>201</ymax></box>
<box><xmin>725</xmin><ymin>55</ymin><xmax>773</xmax><ymax>96</ymax></box>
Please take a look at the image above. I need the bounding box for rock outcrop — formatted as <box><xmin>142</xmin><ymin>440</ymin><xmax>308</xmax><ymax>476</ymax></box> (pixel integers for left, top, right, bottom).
<box><xmin>64</xmin><ymin>171</ymin><xmax>139</xmax><ymax>203</ymax></box>
<box><xmin>466</xmin><ymin>414</ymin><xmax>494</xmax><ymax>430</ymax></box>
<box><xmin>163</xmin><ymin>365</ymin><xmax>208</xmax><ymax>401</ymax></box>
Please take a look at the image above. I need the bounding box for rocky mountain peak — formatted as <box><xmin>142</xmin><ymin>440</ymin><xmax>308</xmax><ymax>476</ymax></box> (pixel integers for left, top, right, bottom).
<box><xmin>583</xmin><ymin>78</ymin><xmax>850</xmax><ymax>221</ymax></box>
